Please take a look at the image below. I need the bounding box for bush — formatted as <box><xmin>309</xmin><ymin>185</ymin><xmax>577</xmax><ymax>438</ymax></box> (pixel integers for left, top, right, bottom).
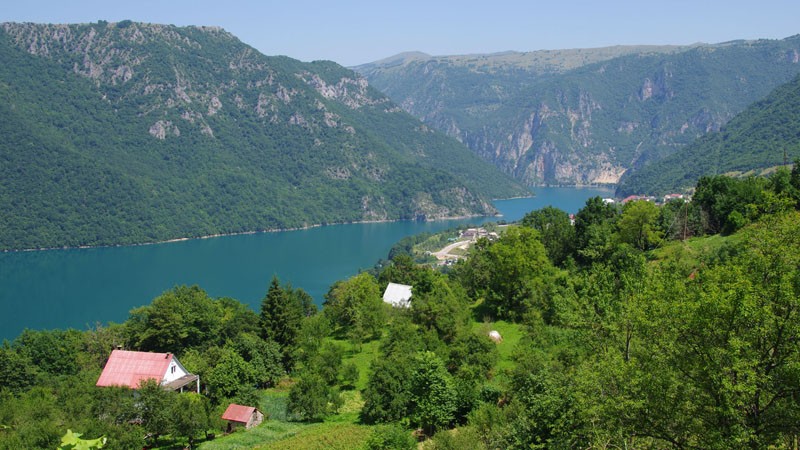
<box><xmin>287</xmin><ymin>372</ymin><xmax>342</xmax><ymax>421</ymax></box>
<box><xmin>365</xmin><ymin>424</ymin><xmax>416</xmax><ymax>450</ymax></box>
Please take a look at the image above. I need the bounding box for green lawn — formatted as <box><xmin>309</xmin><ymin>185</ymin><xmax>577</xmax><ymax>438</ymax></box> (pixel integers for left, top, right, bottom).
<box><xmin>198</xmin><ymin>421</ymin><xmax>313</xmax><ymax>450</ymax></box>
<box><xmin>471</xmin><ymin>320</ymin><xmax>523</xmax><ymax>383</ymax></box>
<box><xmin>337</xmin><ymin>337</ymin><xmax>381</xmax><ymax>391</ymax></box>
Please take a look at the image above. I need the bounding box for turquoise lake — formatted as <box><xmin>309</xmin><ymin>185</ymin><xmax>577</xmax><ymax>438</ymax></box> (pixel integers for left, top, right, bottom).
<box><xmin>0</xmin><ymin>187</ymin><xmax>612</xmax><ymax>341</ymax></box>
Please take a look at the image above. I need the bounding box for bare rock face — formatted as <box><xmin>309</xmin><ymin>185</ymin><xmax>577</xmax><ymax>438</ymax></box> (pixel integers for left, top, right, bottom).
<box><xmin>360</xmin><ymin>195</ymin><xmax>388</xmax><ymax>221</ymax></box>
<box><xmin>357</xmin><ymin>36</ymin><xmax>800</xmax><ymax>188</ymax></box>
<box><xmin>149</xmin><ymin>120</ymin><xmax>180</xmax><ymax>139</ymax></box>
<box><xmin>298</xmin><ymin>71</ymin><xmax>386</xmax><ymax>109</ymax></box>
<box><xmin>1</xmin><ymin>22</ymin><xmax>389</xmax><ymax>144</ymax></box>
<box><xmin>640</xmin><ymin>78</ymin><xmax>655</xmax><ymax>101</ymax></box>
<box><xmin>207</xmin><ymin>96</ymin><xmax>222</xmax><ymax>115</ymax></box>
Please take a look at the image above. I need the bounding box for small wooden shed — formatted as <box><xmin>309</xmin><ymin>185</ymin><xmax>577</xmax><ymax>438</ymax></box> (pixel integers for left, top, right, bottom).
<box><xmin>221</xmin><ymin>404</ymin><xmax>264</xmax><ymax>431</ymax></box>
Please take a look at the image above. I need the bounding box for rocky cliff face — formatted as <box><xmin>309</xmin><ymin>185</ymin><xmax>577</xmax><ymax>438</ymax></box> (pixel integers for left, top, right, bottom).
<box><xmin>617</xmin><ymin>72</ymin><xmax>800</xmax><ymax>196</ymax></box>
<box><xmin>0</xmin><ymin>21</ymin><xmax>524</xmax><ymax>250</ymax></box>
<box><xmin>357</xmin><ymin>38</ymin><xmax>800</xmax><ymax>187</ymax></box>
<box><xmin>1</xmin><ymin>22</ymin><xmax>388</xmax><ymax>146</ymax></box>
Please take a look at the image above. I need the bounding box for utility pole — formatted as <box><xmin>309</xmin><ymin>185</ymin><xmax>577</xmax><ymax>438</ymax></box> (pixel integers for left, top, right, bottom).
<box><xmin>683</xmin><ymin>200</ymin><xmax>688</xmax><ymax>242</ymax></box>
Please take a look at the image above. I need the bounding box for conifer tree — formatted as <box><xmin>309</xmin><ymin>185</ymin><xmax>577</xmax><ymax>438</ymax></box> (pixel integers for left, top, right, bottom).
<box><xmin>260</xmin><ymin>276</ymin><xmax>303</xmax><ymax>371</ymax></box>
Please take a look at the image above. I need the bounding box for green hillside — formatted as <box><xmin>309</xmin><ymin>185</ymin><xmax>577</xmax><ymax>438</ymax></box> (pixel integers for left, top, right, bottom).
<box><xmin>356</xmin><ymin>37</ymin><xmax>800</xmax><ymax>186</ymax></box>
<box><xmin>4</xmin><ymin>176</ymin><xmax>800</xmax><ymax>449</ymax></box>
<box><xmin>0</xmin><ymin>22</ymin><xmax>525</xmax><ymax>251</ymax></box>
<box><xmin>617</xmin><ymin>73</ymin><xmax>800</xmax><ymax>195</ymax></box>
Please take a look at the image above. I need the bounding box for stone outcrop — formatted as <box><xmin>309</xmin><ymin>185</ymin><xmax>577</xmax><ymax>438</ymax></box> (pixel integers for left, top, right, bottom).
<box><xmin>357</xmin><ymin>37</ymin><xmax>800</xmax><ymax>187</ymax></box>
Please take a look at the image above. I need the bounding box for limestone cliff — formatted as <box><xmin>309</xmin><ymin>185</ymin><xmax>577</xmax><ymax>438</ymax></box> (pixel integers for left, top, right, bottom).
<box><xmin>357</xmin><ymin>37</ymin><xmax>800</xmax><ymax>186</ymax></box>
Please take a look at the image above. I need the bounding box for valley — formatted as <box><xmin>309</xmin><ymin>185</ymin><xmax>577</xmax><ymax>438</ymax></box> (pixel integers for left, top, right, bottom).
<box><xmin>356</xmin><ymin>37</ymin><xmax>800</xmax><ymax>188</ymax></box>
<box><xmin>4</xmin><ymin>11</ymin><xmax>800</xmax><ymax>449</ymax></box>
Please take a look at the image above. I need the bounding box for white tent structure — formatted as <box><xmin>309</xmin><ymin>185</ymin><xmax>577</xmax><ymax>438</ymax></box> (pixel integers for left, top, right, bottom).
<box><xmin>383</xmin><ymin>282</ymin><xmax>412</xmax><ymax>308</ymax></box>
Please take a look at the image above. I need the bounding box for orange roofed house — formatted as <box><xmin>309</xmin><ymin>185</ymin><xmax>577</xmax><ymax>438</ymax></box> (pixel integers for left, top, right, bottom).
<box><xmin>96</xmin><ymin>349</ymin><xmax>199</xmax><ymax>393</ymax></box>
<box><xmin>222</xmin><ymin>403</ymin><xmax>264</xmax><ymax>431</ymax></box>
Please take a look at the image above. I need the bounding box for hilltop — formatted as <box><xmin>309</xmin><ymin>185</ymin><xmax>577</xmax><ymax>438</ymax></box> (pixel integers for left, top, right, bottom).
<box><xmin>0</xmin><ymin>21</ymin><xmax>525</xmax><ymax>251</ymax></box>
<box><xmin>356</xmin><ymin>36</ymin><xmax>800</xmax><ymax>186</ymax></box>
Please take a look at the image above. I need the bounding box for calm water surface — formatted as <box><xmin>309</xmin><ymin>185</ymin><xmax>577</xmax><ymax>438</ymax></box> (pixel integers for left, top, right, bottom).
<box><xmin>0</xmin><ymin>187</ymin><xmax>611</xmax><ymax>340</ymax></box>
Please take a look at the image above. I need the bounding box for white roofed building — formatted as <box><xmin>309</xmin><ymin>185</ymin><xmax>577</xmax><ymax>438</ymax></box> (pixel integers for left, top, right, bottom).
<box><xmin>383</xmin><ymin>282</ymin><xmax>412</xmax><ymax>308</ymax></box>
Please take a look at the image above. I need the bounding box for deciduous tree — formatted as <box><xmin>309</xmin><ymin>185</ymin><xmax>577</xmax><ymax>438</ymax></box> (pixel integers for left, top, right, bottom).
<box><xmin>459</xmin><ymin>227</ymin><xmax>556</xmax><ymax>320</ymax></box>
<box><xmin>169</xmin><ymin>393</ymin><xmax>209</xmax><ymax>449</ymax></box>
<box><xmin>287</xmin><ymin>372</ymin><xmax>341</xmax><ymax>422</ymax></box>
<box><xmin>324</xmin><ymin>272</ymin><xmax>386</xmax><ymax>343</ymax></box>
<box><xmin>617</xmin><ymin>200</ymin><xmax>662</xmax><ymax>250</ymax></box>
<box><xmin>127</xmin><ymin>285</ymin><xmax>219</xmax><ymax>353</ymax></box>
<box><xmin>521</xmin><ymin>206</ymin><xmax>576</xmax><ymax>266</ymax></box>
<box><xmin>409</xmin><ymin>351</ymin><xmax>457</xmax><ymax>435</ymax></box>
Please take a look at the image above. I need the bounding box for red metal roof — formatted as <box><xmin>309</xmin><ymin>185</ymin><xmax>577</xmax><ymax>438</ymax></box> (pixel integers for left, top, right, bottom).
<box><xmin>96</xmin><ymin>349</ymin><xmax>173</xmax><ymax>388</ymax></box>
<box><xmin>222</xmin><ymin>404</ymin><xmax>257</xmax><ymax>423</ymax></box>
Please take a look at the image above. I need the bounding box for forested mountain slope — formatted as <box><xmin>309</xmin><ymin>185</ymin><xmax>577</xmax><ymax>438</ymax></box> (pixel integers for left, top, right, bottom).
<box><xmin>356</xmin><ymin>37</ymin><xmax>800</xmax><ymax>186</ymax></box>
<box><xmin>617</xmin><ymin>73</ymin><xmax>800</xmax><ymax>195</ymax></box>
<box><xmin>0</xmin><ymin>22</ymin><xmax>524</xmax><ymax>251</ymax></box>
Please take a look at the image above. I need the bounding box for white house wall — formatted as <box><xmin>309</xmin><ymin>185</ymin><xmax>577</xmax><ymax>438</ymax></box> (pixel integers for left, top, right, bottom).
<box><xmin>162</xmin><ymin>359</ymin><xmax>188</xmax><ymax>383</ymax></box>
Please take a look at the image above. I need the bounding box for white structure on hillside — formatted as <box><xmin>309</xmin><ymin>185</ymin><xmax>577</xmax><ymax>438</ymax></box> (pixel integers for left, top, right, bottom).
<box><xmin>383</xmin><ymin>282</ymin><xmax>412</xmax><ymax>308</ymax></box>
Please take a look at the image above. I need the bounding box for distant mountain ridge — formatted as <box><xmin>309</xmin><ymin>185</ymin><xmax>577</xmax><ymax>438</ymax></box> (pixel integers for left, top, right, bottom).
<box><xmin>0</xmin><ymin>21</ymin><xmax>525</xmax><ymax>251</ymax></box>
<box><xmin>356</xmin><ymin>44</ymin><xmax>693</xmax><ymax>75</ymax></box>
<box><xmin>355</xmin><ymin>36</ymin><xmax>800</xmax><ymax>187</ymax></box>
<box><xmin>616</xmin><ymin>73</ymin><xmax>800</xmax><ymax>196</ymax></box>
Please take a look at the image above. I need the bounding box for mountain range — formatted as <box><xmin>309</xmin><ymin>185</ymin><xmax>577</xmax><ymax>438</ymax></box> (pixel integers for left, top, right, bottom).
<box><xmin>355</xmin><ymin>37</ymin><xmax>800</xmax><ymax>187</ymax></box>
<box><xmin>617</xmin><ymin>72</ymin><xmax>800</xmax><ymax>195</ymax></box>
<box><xmin>0</xmin><ymin>21</ymin><xmax>524</xmax><ymax>251</ymax></box>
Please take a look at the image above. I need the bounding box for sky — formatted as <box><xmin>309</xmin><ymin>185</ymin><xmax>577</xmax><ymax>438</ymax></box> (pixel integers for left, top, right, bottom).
<box><xmin>3</xmin><ymin>0</ymin><xmax>800</xmax><ymax>67</ymax></box>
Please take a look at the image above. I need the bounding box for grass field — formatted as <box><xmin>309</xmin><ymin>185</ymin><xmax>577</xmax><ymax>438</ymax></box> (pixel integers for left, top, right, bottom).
<box><xmin>337</xmin><ymin>337</ymin><xmax>381</xmax><ymax>391</ymax></box>
<box><xmin>198</xmin><ymin>303</ymin><xmax>520</xmax><ymax>449</ymax></box>
<box><xmin>471</xmin><ymin>319</ymin><xmax>522</xmax><ymax>384</ymax></box>
<box><xmin>199</xmin><ymin>379</ymin><xmax>377</xmax><ymax>449</ymax></box>
<box><xmin>650</xmin><ymin>233</ymin><xmax>740</xmax><ymax>270</ymax></box>
<box><xmin>253</xmin><ymin>422</ymin><xmax>374</xmax><ymax>450</ymax></box>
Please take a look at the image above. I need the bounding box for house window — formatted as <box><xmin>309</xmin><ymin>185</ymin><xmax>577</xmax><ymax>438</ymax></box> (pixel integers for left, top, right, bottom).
<box><xmin>171</xmin><ymin>365</ymin><xmax>175</xmax><ymax>374</ymax></box>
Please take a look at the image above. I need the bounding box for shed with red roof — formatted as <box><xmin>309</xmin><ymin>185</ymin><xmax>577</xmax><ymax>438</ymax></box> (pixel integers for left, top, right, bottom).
<box><xmin>96</xmin><ymin>349</ymin><xmax>199</xmax><ymax>393</ymax></box>
<box><xmin>221</xmin><ymin>404</ymin><xmax>264</xmax><ymax>431</ymax></box>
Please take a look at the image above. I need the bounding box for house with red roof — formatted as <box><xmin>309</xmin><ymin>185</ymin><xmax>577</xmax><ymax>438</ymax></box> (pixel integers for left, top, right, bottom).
<box><xmin>96</xmin><ymin>349</ymin><xmax>199</xmax><ymax>393</ymax></box>
<box><xmin>221</xmin><ymin>403</ymin><xmax>264</xmax><ymax>431</ymax></box>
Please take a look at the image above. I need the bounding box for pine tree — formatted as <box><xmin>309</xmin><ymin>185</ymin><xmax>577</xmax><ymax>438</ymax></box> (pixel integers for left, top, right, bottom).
<box><xmin>260</xmin><ymin>276</ymin><xmax>303</xmax><ymax>371</ymax></box>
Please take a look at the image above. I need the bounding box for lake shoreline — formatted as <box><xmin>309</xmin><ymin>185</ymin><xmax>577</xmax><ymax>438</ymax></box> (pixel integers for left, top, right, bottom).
<box><xmin>2</xmin><ymin>212</ymin><xmax>506</xmax><ymax>254</ymax></box>
<box><xmin>0</xmin><ymin>187</ymin><xmax>612</xmax><ymax>341</ymax></box>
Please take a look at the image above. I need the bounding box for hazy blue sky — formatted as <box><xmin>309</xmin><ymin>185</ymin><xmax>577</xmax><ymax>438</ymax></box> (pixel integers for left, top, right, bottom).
<box><xmin>4</xmin><ymin>0</ymin><xmax>800</xmax><ymax>66</ymax></box>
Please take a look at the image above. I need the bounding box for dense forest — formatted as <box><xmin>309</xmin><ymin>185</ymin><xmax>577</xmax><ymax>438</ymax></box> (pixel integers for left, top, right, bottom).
<box><xmin>617</xmin><ymin>73</ymin><xmax>800</xmax><ymax>196</ymax></box>
<box><xmin>3</xmin><ymin>165</ymin><xmax>800</xmax><ymax>449</ymax></box>
<box><xmin>0</xmin><ymin>22</ymin><xmax>525</xmax><ymax>251</ymax></box>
